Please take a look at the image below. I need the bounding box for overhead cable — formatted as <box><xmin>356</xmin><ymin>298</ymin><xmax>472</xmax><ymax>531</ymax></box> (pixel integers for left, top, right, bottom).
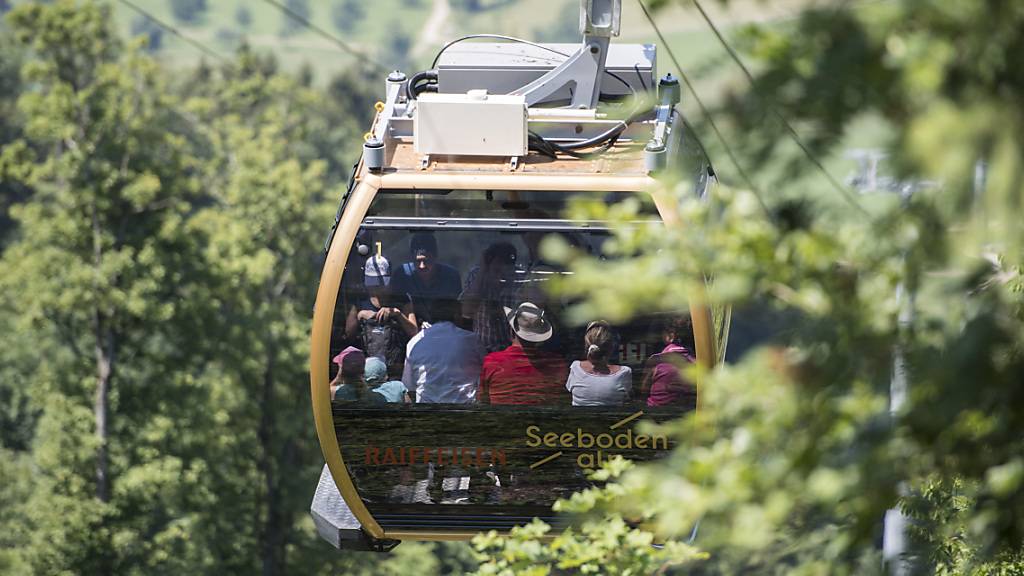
<box><xmin>117</xmin><ymin>0</ymin><xmax>227</xmax><ymax>62</ymax></box>
<box><xmin>635</xmin><ymin>0</ymin><xmax>770</xmax><ymax>216</ymax></box>
<box><xmin>690</xmin><ymin>0</ymin><xmax>867</xmax><ymax>214</ymax></box>
<box><xmin>431</xmin><ymin>34</ymin><xmax>568</xmax><ymax>69</ymax></box>
<box><xmin>259</xmin><ymin>0</ymin><xmax>389</xmax><ymax>73</ymax></box>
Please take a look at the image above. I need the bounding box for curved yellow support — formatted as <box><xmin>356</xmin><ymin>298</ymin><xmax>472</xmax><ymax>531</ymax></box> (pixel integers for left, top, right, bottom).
<box><xmin>651</xmin><ymin>187</ymin><xmax>718</xmax><ymax>408</ymax></box>
<box><xmin>688</xmin><ymin>302</ymin><xmax>716</xmax><ymax>411</ymax></box>
<box><xmin>311</xmin><ymin>171</ymin><xmax>718</xmax><ymax>542</ymax></box>
<box><xmin>310</xmin><ymin>176</ymin><xmax>385</xmax><ymax>539</ymax></box>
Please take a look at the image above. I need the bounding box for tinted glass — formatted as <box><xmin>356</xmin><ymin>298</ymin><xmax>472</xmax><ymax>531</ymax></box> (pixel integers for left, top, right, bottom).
<box><xmin>328</xmin><ymin>190</ymin><xmax>695</xmax><ymax>527</ymax></box>
<box><xmin>724</xmin><ymin>303</ymin><xmax>808</xmax><ymax>362</ymax></box>
<box><xmin>365</xmin><ymin>189</ymin><xmax>661</xmax><ymax>220</ymax></box>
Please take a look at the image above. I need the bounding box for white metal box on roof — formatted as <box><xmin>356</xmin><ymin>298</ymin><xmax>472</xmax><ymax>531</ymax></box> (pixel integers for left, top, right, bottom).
<box><xmin>413</xmin><ymin>91</ymin><xmax>528</xmax><ymax>157</ymax></box>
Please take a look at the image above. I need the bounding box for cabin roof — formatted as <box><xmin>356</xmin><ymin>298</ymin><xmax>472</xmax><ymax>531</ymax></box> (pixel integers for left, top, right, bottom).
<box><xmin>379</xmin><ymin>137</ymin><xmax>649</xmax><ymax>178</ymax></box>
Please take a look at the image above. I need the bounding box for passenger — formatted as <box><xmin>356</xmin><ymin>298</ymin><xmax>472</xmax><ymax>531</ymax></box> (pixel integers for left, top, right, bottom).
<box><xmin>345</xmin><ymin>254</ymin><xmax>417</xmax><ymax>373</ymax></box>
<box><xmin>479</xmin><ymin>302</ymin><xmax>568</xmax><ymax>405</ymax></box>
<box><xmin>365</xmin><ymin>356</ymin><xmax>410</xmax><ymax>403</ymax></box>
<box><xmin>402</xmin><ymin>298</ymin><xmax>483</xmax><ymax>403</ymax></box>
<box><xmin>330</xmin><ymin>346</ymin><xmax>387</xmax><ymax>404</ymax></box>
<box><xmin>565</xmin><ymin>320</ymin><xmax>632</xmax><ymax>406</ymax></box>
<box><xmin>641</xmin><ymin>316</ymin><xmax>697</xmax><ymax>407</ymax></box>
<box><xmin>460</xmin><ymin>242</ymin><xmax>518</xmax><ymax>353</ymax></box>
<box><xmin>390</xmin><ymin>233</ymin><xmax>462</xmax><ymax>327</ymax></box>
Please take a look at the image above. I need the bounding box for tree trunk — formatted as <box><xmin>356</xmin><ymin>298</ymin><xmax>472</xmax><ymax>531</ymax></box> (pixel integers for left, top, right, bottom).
<box><xmin>91</xmin><ymin>202</ymin><xmax>114</xmax><ymax>504</ymax></box>
<box><xmin>93</xmin><ymin>315</ymin><xmax>113</xmax><ymax>503</ymax></box>
<box><xmin>259</xmin><ymin>350</ymin><xmax>284</xmax><ymax>576</ymax></box>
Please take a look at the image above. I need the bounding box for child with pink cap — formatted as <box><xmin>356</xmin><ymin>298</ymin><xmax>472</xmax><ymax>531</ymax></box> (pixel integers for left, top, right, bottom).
<box><xmin>330</xmin><ymin>346</ymin><xmax>386</xmax><ymax>404</ymax></box>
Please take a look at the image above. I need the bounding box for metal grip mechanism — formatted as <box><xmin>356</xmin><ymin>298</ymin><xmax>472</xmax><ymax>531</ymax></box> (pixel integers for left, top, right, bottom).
<box><xmin>512</xmin><ymin>0</ymin><xmax>622</xmax><ymax>109</ymax></box>
<box><xmin>580</xmin><ymin>0</ymin><xmax>621</xmax><ymax>38</ymax></box>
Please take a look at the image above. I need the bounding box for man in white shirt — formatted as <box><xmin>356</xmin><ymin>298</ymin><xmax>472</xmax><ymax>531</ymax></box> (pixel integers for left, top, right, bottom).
<box><xmin>402</xmin><ymin>298</ymin><xmax>484</xmax><ymax>403</ymax></box>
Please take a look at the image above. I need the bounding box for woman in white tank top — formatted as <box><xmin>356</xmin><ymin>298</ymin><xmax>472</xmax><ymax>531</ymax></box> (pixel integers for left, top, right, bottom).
<box><xmin>565</xmin><ymin>320</ymin><xmax>633</xmax><ymax>406</ymax></box>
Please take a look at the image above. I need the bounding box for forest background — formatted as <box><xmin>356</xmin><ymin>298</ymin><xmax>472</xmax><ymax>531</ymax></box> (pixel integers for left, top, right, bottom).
<box><xmin>2</xmin><ymin>0</ymin><xmax>1024</xmax><ymax>575</ymax></box>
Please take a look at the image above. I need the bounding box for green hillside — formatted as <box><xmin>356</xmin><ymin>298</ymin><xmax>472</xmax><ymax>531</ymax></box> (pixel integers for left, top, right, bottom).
<box><xmin>105</xmin><ymin>0</ymin><xmax>435</xmax><ymax>79</ymax></box>
<box><xmin>96</xmin><ymin>0</ymin><xmax>785</xmax><ymax>88</ymax></box>
<box><xmin>95</xmin><ymin>0</ymin><xmax>890</xmax><ymax>200</ymax></box>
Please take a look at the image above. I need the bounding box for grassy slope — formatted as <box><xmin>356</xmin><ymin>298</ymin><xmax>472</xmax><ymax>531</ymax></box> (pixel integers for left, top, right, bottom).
<box><xmin>101</xmin><ymin>0</ymin><xmax>804</xmax><ymax>84</ymax></box>
<box><xmin>96</xmin><ymin>0</ymin><xmax>889</xmax><ymax>202</ymax></box>
<box><xmin>107</xmin><ymin>0</ymin><xmax>433</xmax><ymax>81</ymax></box>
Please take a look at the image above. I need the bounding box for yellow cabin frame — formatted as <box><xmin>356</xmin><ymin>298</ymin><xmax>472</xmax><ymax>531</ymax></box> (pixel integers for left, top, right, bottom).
<box><xmin>310</xmin><ymin>166</ymin><xmax>718</xmax><ymax>543</ymax></box>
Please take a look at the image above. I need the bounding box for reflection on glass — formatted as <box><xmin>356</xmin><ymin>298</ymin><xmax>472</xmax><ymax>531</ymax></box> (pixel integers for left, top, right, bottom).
<box><xmin>365</xmin><ymin>189</ymin><xmax>661</xmax><ymax>220</ymax></box>
<box><xmin>328</xmin><ymin>190</ymin><xmax>696</xmax><ymax>522</ymax></box>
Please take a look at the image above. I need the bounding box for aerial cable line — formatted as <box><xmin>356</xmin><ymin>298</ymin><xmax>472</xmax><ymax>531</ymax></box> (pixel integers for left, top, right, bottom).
<box><xmin>117</xmin><ymin>0</ymin><xmax>227</xmax><ymax>62</ymax></box>
<box><xmin>259</xmin><ymin>0</ymin><xmax>389</xmax><ymax>74</ymax></box>
<box><xmin>689</xmin><ymin>0</ymin><xmax>867</xmax><ymax>215</ymax></box>
<box><xmin>431</xmin><ymin>34</ymin><xmax>568</xmax><ymax>69</ymax></box>
<box><xmin>635</xmin><ymin>0</ymin><xmax>770</xmax><ymax>216</ymax></box>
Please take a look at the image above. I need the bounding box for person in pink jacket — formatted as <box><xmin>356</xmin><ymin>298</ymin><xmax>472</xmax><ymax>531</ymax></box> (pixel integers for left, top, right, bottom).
<box><xmin>641</xmin><ymin>316</ymin><xmax>697</xmax><ymax>408</ymax></box>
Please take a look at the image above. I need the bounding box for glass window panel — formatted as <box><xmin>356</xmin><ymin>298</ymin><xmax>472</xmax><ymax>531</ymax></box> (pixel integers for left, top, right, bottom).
<box><xmin>328</xmin><ymin>191</ymin><xmax>696</xmax><ymax>520</ymax></box>
<box><xmin>365</xmin><ymin>189</ymin><xmax>661</xmax><ymax>220</ymax></box>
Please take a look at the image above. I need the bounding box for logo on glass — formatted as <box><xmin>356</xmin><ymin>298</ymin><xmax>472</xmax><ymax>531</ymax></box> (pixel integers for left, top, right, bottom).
<box><xmin>525</xmin><ymin>411</ymin><xmax>669</xmax><ymax>469</ymax></box>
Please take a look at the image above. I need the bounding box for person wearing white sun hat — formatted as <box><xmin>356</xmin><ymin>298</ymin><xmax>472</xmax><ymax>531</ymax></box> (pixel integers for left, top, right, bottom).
<box><xmin>477</xmin><ymin>302</ymin><xmax>568</xmax><ymax>406</ymax></box>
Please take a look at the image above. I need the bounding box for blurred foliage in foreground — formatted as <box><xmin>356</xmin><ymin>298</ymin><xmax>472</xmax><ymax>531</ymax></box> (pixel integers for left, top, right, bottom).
<box><xmin>472</xmin><ymin>0</ymin><xmax>1024</xmax><ymax>574</ymax></box>
<box><xmin>2</xmin><ymin>0</ymin><xmax>1023</xmax><ymax>575</ymax></box>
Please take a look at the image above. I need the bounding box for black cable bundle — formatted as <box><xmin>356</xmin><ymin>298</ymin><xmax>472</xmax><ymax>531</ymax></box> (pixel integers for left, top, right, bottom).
<box><xmin>528</xmin><ymin>129</ymin><xmax>624</xmax><ymax>159</ymax></box>
<box><xmin>527</xmin><ymin>106</ymin><xmax>650</xmax><ymax>159</ymax></box>
<box><xmin>405</xmin><ymin>70</ymin><xmax>439</xmax><ymax>101</ymax></box>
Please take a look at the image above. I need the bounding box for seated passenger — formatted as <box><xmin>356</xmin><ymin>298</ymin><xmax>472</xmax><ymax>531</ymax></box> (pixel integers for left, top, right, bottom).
<box><xmin>345</xmin><ymin>254</ymin><xmax>417</xmax><ymax>374</ymax></box>
<box><xmin>390</xmin><ymin>233</ymin><xmax>462</xmax><ymax>327</ymax></box>
<box><xmin>331</xmin><ymin>346</ymin><xmax>387</xmax><ymax>404</ymax></box>
<box><xmin>365</xmin><ymin>356</ymin><xmax>410</xmax><ymax>403</ymax></box>
<box><xmin>641</xmin><ymin>316</ymin><xmax>697</xmax><ymax>408</ymax></box>
<box><xmin>460</xmin><ymin>242</ymin><xmax>518</xmax><ymax>353</ymax></box>
<box><xmin>402</xmin><ymin>298</ymin><xmax>483</xmax><ymax>403</ymax></box>
<box><xmin>565</xmin><ymin>320</ymin><xmax>632</xmax><ymax>406</ymax></box>
<box><xmin>479</xmin><ymin>302</ymin><xmax>568</xmax><ymax>405</ymax></box>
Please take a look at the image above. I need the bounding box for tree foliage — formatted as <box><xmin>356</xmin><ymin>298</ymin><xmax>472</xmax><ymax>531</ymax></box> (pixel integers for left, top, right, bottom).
<box><xmin>235</xmin><ymin>4</ymin><xmax>252</xmax><ymax>29</ymax></box>
<box><xmin>0</xmin><ymin>1</ymin><xmax>471</xmax><ymax>574</ymax></box>
<box><xmin>331</xmin><ymin>0</ymin><xmax>364</xmax><ymax>35</ymax></box>
<box><xmin>169</xmin><ymin>0</ymin><xmax>207</xmax><ymax>25</ymax></box>
<box><xmin>278</xmin><ymin>0</ymin><xmax>310</xmax><ymax>37</ymax></box>
<box><xmin>472</xmin><ymin>0</ymin><xmax>1024</xmax><ymax>574</ymax></box>
<box><xmin>130</xmin><ymin>15</ymin><xmax>163</xmax><ymax>52</ymax></box>
<box><xmin>4</xmin><ymin>0</ymin><xmax>1022</xmax><ymax>574</ymax></box>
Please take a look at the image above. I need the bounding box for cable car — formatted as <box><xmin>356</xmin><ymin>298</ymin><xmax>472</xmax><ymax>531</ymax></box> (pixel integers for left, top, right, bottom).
<box><xmin>310</xmin><ymin>0</ymin><xmax>723</xmax><ymax>551</ymax></box>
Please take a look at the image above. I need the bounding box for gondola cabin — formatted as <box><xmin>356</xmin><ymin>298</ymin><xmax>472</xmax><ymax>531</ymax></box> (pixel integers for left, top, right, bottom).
<box><xmin>310</xmin><ymin>0</ymin><xmax>723</xmax><ymax>551</ymax></box>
